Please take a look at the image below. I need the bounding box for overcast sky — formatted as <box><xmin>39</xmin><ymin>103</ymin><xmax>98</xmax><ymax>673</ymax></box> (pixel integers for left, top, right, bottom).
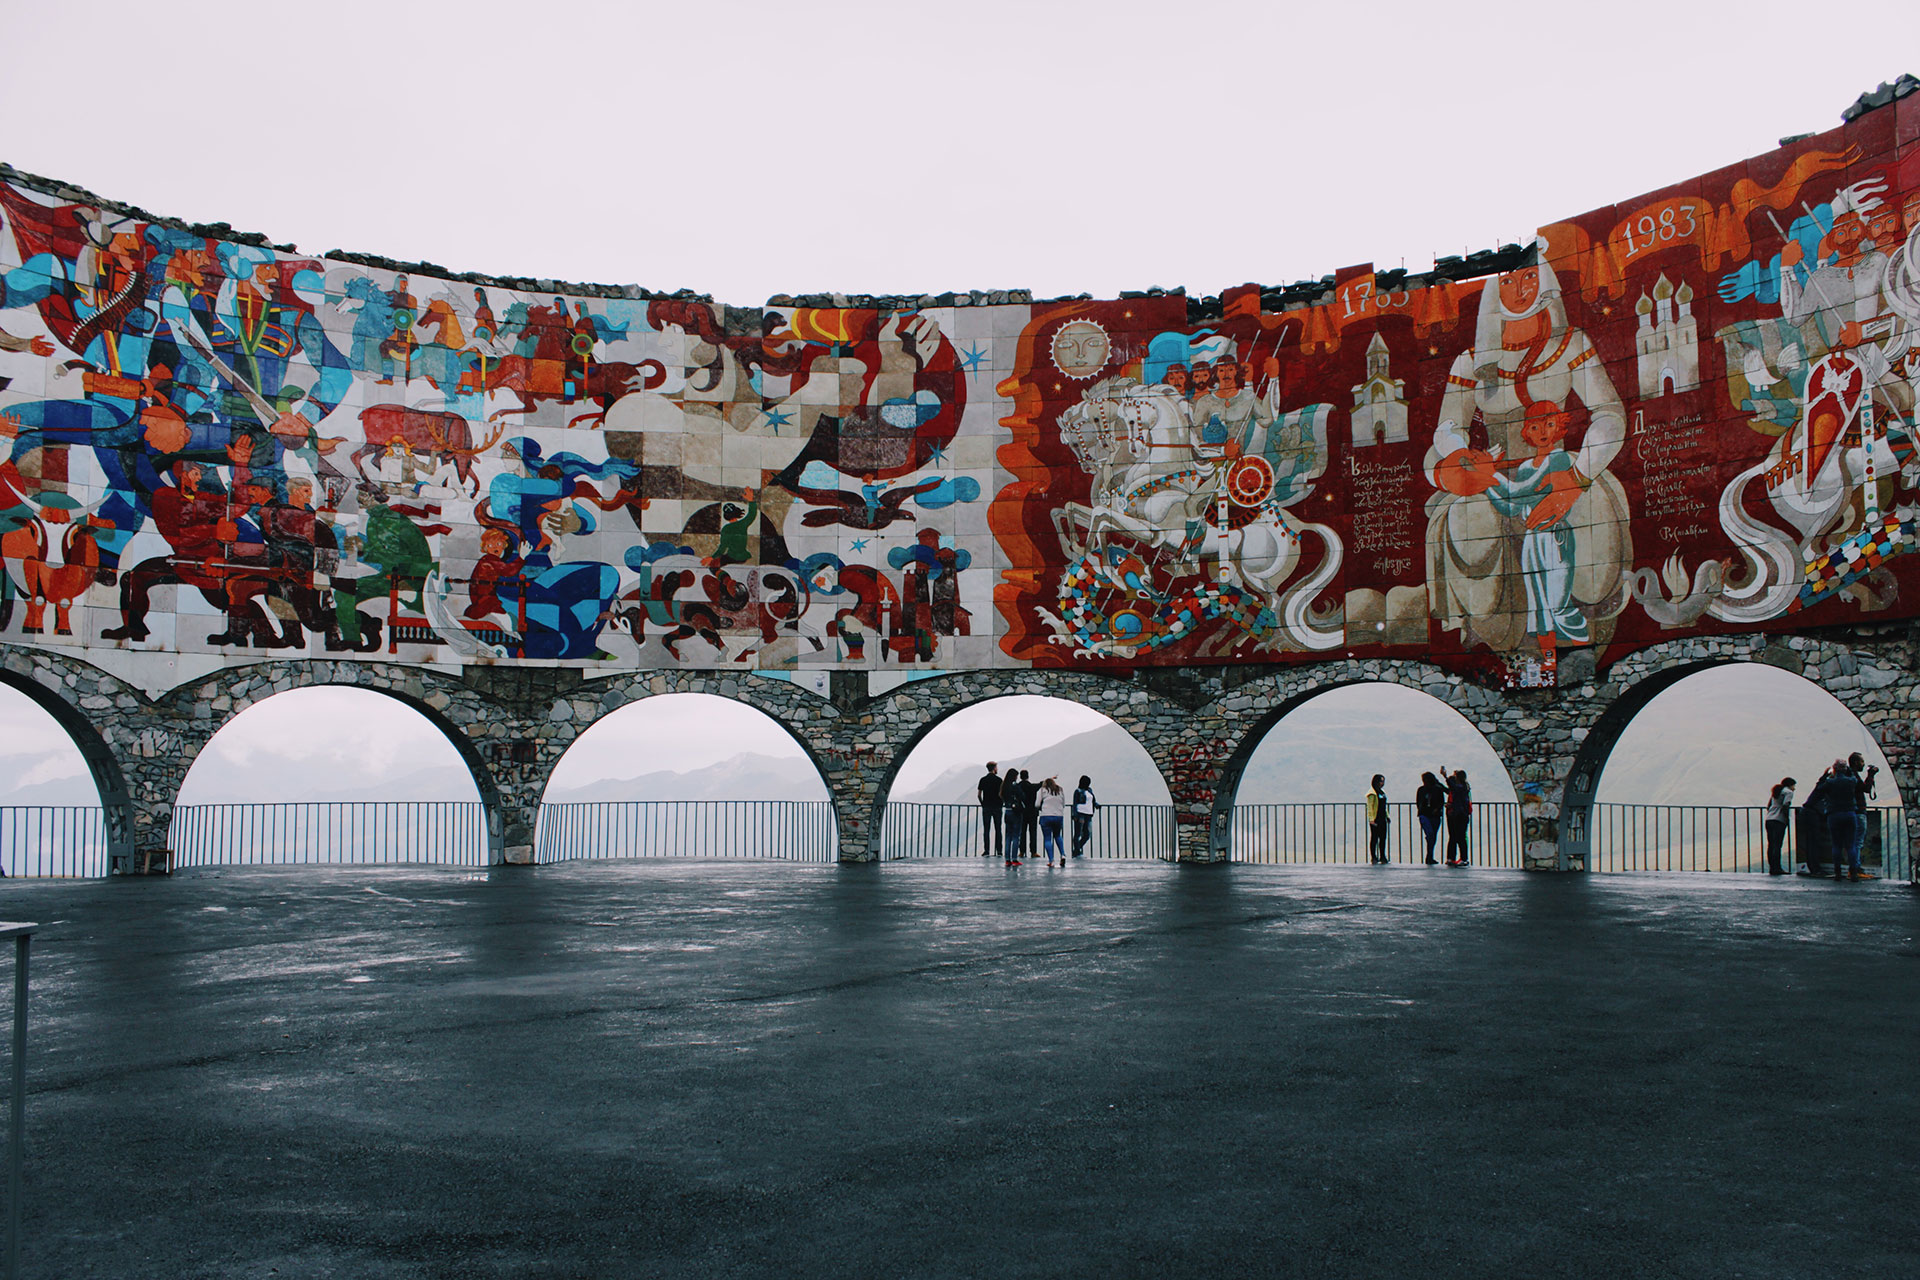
<box><xmin>0</xmin><ymin>1</ymin><xmax>1911</xmax><ymax>810</ymax></box>
<box><xmin>4</xmin><ymin>1</ymin><xmax>1910</xmax><ymax>305</ymax></box>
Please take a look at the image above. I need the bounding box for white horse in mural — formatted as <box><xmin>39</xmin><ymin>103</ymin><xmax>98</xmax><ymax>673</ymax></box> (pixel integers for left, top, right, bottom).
<box><xmin>1051</xmin><ymin>378</ymin><xmax>1343</xmax><ymax>650</ymax></box>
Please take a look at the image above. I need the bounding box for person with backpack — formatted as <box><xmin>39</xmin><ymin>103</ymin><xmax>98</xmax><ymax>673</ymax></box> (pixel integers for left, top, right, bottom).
<box><xmin>1763</xmin><ymin>777</ymin><xmax>1795</xmax><ymax>876</ymax></box>
<box><xmin>1415</xmin><ymin>771</ymin><xmax>1446</xmax><ymax>865</ymax></box>
<box><xmin>1071</xmin><ymin>775</ymin><xmax>1100</xmax><ymax>858</ymax></box>
<box><xmin>1366</xmin><ymin>775</ymin><xmax>1390</xmax><ymax>863</ymax></box>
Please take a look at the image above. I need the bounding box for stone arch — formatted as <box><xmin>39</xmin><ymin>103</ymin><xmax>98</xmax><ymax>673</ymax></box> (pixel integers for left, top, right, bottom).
<box><xmin>535</xmin><ymin>687</ymin><xmax>838</xmax><ymax>859</ymax></box>
<box><xmin>159</xmin><ymin>661</ymin><xmax>510</xmax><ymax>864</ymax></box>
<box><xmin>800</xmin><ymin>669</ymin><xmax>1191</xmax><ymax>860</ymax></box>
<box><xmin>873</xmin><ymin>685</ymin><xmax>1176</xmax><ymax>856</ymax></box>
<box><xmin>1557</xmin><ymin>635</ymin><xmax>1920</xmax><ymax>873</ymax></box>
<box><xmin>541</xmin><ymin>691</ymin><xmax>833</xmax><ymax>801</ymax></box>
<box><xmin>0</xmin><ymin>656</ymin><xmax>136</xmax><ymax>868</ymax></box>
<box><xmin>525</xmin><ymin>670</ymin><xmax>852</xmax><ymax>855</ymax></box>
<box><xmin>1198</xmin><ymin>662</ymin><xmax>1524</xmax><ymax>860</ymax></box>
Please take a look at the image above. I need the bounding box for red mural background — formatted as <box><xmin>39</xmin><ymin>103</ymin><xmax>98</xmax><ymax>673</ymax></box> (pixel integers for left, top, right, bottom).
<box><xmin>992</xmin><ymin>94</ymin><xmax>1920</xmax><ymax>688</ymax></box>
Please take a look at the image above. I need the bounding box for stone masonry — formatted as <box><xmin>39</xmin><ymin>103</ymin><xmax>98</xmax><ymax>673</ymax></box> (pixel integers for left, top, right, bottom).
<box><xmin>6</xmin><ymin>623</ymin><xmax>1918</xmax><ymax>876</ymax></box>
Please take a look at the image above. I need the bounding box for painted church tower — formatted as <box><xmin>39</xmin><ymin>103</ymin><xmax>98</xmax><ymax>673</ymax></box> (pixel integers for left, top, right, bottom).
<box><xmin>1349</xmin><ymin>332</ymin><xmax>1408</xmax><ymax>447</ymax></box>
<box><xmin>1635</xmin><ymin>273</ymin><xmax>1700</xmax><ymax>397</ymax></box>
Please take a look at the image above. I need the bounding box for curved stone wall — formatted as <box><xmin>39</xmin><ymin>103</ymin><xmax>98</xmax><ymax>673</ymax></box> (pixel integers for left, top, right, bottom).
<box><xmin>3</xmin><ymin>88</ymin><xmax>1920</xmax><ymax>698</ymax></box>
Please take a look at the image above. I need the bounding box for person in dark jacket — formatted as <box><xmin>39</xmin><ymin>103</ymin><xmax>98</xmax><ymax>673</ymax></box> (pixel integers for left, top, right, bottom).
<box><xmin>1415</xmin><ymin>771</ymin><xmax>1446</xmax><ymax>865</ymax></box>
<box><xmin>976</xmin><ymin>762</ymin><xmax>1003</xmax><ymax>857</ymax></box>
<box><xmin>1018</xmin><ymin>769</ymin><xmax>1040</xmax><ymax>859</ymax></box>
<box><xmin>1837</xmin><ymin>752</ymin><xmax>1879</xmax><ymax>880</ymax></box>
<box><xmin>1002</xmin><ymin>769</ymin><xmax>1026</xmax><ymax>865</ymax></box>
<box><xmin>1444</xmin><ymin>769</ymin><xmax>1473</xmax><ymax>866</ymax></box>
<box><xmin>1811</xmin><ymin>759</ymin><xmax>1858</xmax><ymax>881</ymax></box>
<box><xmin>1801</xmin><ymin>762</ymin><xmax>1840</xmax><ymax>877</ymax></box>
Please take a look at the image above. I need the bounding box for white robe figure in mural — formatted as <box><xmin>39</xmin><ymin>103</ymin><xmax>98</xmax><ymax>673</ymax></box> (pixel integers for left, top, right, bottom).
<box><xmin>1423</xmin><ymin>258</ymin><xmax>1632</xmax><ymax>671</ymax></box>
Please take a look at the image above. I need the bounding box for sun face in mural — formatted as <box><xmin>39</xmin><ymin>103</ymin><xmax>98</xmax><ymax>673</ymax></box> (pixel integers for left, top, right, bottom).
<box><xmin>1051</xmin><ymin>320</ymin><xmax>1110</xmax><ymax>380</ymax></box>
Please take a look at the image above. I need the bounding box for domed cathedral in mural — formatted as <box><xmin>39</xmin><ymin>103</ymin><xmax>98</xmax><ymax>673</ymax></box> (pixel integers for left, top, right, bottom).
<box><xmin>3</xmin><ymin>81</ymin><xmax>1920</xmax><ymax>695</ymax></box>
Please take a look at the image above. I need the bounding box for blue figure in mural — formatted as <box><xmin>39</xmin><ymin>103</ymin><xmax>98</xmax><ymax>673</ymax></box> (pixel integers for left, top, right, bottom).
<box><xmin>341</xmin><ymin>276</ymin><xmax>404</xmax><ymax>383</ymax></box>
<box><xmin>471</xmin><ymin>437</ymin><xmax>638</xmax><ymax>659</ymax></box>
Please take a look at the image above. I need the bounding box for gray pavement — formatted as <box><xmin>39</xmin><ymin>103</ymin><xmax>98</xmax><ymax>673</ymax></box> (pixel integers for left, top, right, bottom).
<box><xmin>3</xmin><ymin>859</ymin><xmax>1917</xmax><ymax>1278</ymax></box>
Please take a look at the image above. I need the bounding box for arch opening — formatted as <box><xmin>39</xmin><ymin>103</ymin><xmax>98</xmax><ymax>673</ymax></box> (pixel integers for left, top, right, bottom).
<box><xmin>880</xmin><ymin>693</ymin><xmax>1174</xmax><ymax>863</ymax></box>
<box><xmin>538</xmin><ymin>692</ymin><xmax>834</xmax><ymax>862</ymax></box>
<box><xmin>173</xmin><ymin>685</ymin><xmax>495</xmax><ymax>868</ymax></box>
<box><xmin>0</xmin><ymin>677</ymin><xmax>123</xmax><ymax>876</ymax></box>
<box><xmin>1222</xmin><ymin>681</ymin><xmax>1520</xmax><ymax>867</ymax></box>
<box><xmin>1579</xmin><ymin>663</ymin><xmax>1906</xmax><ymax>876</ymax></box>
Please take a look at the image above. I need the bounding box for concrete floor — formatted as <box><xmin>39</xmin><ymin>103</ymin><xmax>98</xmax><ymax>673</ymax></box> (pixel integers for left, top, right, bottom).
<box><xmin>3</xmin><ymin>859</ymin><xmax>1916</xmax><ymax>1279</ymax></box>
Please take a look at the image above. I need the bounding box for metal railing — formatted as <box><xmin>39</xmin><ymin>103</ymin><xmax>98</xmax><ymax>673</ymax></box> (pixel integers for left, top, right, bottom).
<box><xmin>1584</xmin><ymin>804</ymin><xmax>1911</xmax><ymax>878</ymax></box>
<box><xmin>168</xmin><ymin>802</ymin><xmax>491</xmax><ymax>868</ymax></box>
<box><xmin>535</xmin><ymin>800</ymin><xmax>838</xmax><ymax>862</ymax></box>
<box><xmin>881</xmin><ymin>803</ymin><xmax>1178</xmax><ymax>861</ymax></box>
<box><xmin>1230</xmin><ymin>801</ymin><xmax>1525</xmax><ymax>867</ymax></box>
<box><xmin>0</xmin><ymin>807</ymin><xmax>108</xmax><ymax>878</ymax></box>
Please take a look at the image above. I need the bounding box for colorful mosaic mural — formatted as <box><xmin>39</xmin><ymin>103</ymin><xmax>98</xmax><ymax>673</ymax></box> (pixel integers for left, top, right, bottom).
<box><xmin>3</xmin><ymin>91</ymin><xmax>1919</xmax><ymax>688</ymax></box>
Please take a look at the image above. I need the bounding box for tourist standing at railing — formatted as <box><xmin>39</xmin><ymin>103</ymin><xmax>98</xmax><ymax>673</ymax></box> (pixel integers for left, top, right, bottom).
<box><xmin>1071</xmin><ymin>775</ymin><xmax>1100</xmax><ymax>858</ymax></box>
<box><xmin>1018</xmin><ymin>770</ymin><xmax>1041</xmax><ymax>860</ymax></box>
<box><xmin>1802</xmin><ymin>762</ymin><xmax>1841</xmax><ymax>877</ymax></box>
<box><xmin>1039</xmin><ymin>778</ymin><xmax>1067</xmax><ymax>867</ymax></box>
<box><xmin>977</xmin><ymin>762</ymin><xmax>1003</xmax><ymax>858</ymax></box>
<box><xmin>1809</xmin><ymin>760</ymin><xmax>1859</xmax><ymax>881</ymax></box>
<box><xmin>1842</xmin><ymin>752</ymin><xmax>1879</xmax><ymax>881</ymax></box>
<box><xmin>1366</xmin><ymin>776</ymin><xmax>1390</xmax><ymax>864</ymax></box>
<box><xmin>1764</xmin><ymin>777</ymin><xmax>1796</xmax><ymax>876</ymax></box>
<box><xmin>1003</xmin><ymin>772</ymin><xmax>1027</xmax><ymax>866</ymax></box>
<box><xmin>1415</xmin><ymin>772</ymin><xmax>1446</xmax><ymax>865</ymax></box>
<box><xmin>1445</xmin><ymin>769</ymin><xmax>1473</xmax><ymax>866</ymax></box>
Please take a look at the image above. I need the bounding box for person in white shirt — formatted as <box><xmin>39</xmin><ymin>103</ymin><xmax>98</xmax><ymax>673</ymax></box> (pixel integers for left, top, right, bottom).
<box><xmin>1764</xmin><ymin>777</ymin><xmax>1796</xmax><ymax>876</ymax></box>
<box><xmin>1071</xmin><ymin>775</ymin><xmax>1101</xmax><ymax>859</ymax></box>
<box><xmin>1038</xmin><ymin>778</ymin><xmax>1068</xmax><ymax>867</ymax></box>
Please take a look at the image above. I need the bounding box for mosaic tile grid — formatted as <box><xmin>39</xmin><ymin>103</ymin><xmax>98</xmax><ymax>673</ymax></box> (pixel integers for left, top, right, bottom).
<box><xmin>2</xmin><ymin>92</ymin><xmax>1920</xmax><ymax>689</ymax></box>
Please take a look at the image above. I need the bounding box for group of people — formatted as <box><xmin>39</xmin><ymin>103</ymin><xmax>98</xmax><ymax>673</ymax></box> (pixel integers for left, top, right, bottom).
<box><xmin>1367</xmin><ymin>769</ymin><xmax>1475</xmax><ymax>865</ymax></box>
<box><xmin>1763</xmin><ymin>752</ymin><xmax>1880</xmax><ymax>880</ymax></box>
<box><xmin>976</xmin><ymin>763</ymin><xmax>1100</xmax><ymax>868</ymax></box>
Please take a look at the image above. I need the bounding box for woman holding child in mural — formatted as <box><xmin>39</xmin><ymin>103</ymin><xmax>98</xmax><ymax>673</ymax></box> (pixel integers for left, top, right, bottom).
<box><xmin>1423</xmin><ymin>259</ymin><xmax>1632</xmax><ymax>681</ymax></box>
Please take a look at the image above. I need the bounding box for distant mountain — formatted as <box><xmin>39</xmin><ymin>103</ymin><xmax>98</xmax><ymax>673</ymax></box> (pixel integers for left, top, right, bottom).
<box><xmin>0</xmin><ymin>754</ymin><xmax>97</xmax><ymax>807</ymax></box>
<box><xmin>546</xmin><ymin>752</ymin><xmax>828</xmax><ymax>803</ymax></box>
<box><xmin>181</xmin><ymin>762</ymin><xmax>481</xmax><ymax>806</ymax></box>
<box><xmin>894</xmin><ymin>723</ymin><xmax>1169</xmax><ymax>805</ymax></box>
